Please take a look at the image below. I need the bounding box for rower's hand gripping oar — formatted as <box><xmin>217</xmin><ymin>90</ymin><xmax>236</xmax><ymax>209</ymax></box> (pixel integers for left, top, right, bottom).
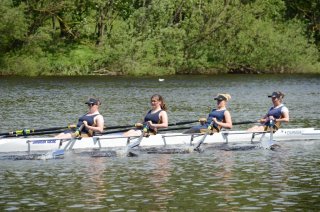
<box><xmin>71</xmin><ymin>124</ymin><xmax>85</xmax><ymax>138</ymax></box>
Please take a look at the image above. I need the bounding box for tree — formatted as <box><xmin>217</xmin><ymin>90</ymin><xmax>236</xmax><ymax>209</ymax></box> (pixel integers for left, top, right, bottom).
<box><xmin>284</xmin><ymin>0</ymin><xmax>320</xmax><ymax>45</ymax></box>
<box><xmin>0</xmin><ymin>0</ymin><xmax>28</xmax><ymax>53</ymax></box>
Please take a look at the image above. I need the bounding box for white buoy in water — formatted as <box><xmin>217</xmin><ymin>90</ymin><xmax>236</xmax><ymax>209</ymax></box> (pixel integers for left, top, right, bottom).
<box><xmin>158</xmin><ymin>78</ymin><xmax>164</xmax><ymax>82</ymax></box>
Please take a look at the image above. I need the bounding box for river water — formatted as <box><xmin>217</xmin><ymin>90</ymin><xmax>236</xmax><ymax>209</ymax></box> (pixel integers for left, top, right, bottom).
<box><xmin>0</xmin><ymin>75</ymin><xmax>319</xmax><ymax>210</ymax></box>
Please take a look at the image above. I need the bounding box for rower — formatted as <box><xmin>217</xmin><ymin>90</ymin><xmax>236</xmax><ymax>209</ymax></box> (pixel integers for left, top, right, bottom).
<box><xmin>248</xmin><ymin>91</ymin><xmax>289</xmax><ymax>132</ymax></box>
<box><xmin>55</xmin><ymin>98</ymin><xmax>105</xmax><ymax>139</ymax></box>
<box><xmin>123</xmin><ymin>94</ymin><xmax>168</xmax><ymax>137</ymax></box>
<box><xmin>184</xmin><ymin>93</ymin><xmax>233</xmax><ymax>134</ymax></box>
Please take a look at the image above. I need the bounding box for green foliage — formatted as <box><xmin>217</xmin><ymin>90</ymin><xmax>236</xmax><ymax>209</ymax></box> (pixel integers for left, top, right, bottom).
<box><xmin>47</xmin><ymin>45</ymin><xmax>98</xmax><ymax>75</ymax></box>
<box><xmin>2</xmin><ymin>42</ymin><xmax>99</xmax><ymax>76</ymax></box>
<box><xmin>283</xmin><ymin>0</ymin><xmax>320</xmax><ymax>45</ymax></box>
<box><xmin>0</xmin><ymin>0</ymin><xmax>28</xmax><ymax>52</ymax></box>
<box><xmin>0</xmin><ymin>0</ymin><xmax>320</xmax><ymax>76</ymax></box>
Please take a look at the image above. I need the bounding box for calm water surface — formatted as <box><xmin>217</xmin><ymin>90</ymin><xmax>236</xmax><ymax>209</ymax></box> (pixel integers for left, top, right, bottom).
<box><xmin>0</xmin><ymin>75</ymin><xmax>320</xmax><ymax>211</ymax></box>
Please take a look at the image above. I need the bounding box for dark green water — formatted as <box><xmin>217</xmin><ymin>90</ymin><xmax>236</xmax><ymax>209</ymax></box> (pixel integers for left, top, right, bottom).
<box><xmin>0</xmin><ymin>75</ymin><xmax>319</xmax><ymax>211</ymax></box>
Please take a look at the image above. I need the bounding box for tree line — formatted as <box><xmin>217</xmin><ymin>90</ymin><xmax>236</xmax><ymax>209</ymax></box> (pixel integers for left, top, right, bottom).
<box><xmin>0</xmin><ymin>0</ymin><xmax>319</xmax><ymax>76</ymax></box>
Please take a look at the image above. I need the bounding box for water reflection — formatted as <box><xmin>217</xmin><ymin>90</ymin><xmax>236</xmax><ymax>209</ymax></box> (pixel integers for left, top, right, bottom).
<box><xmin>79</xmin><ymin>157</ymin><xmax>108</xmax><ymax>209</ymax></box>
<box><xmin>0</xmin><ymin>75</ymin><xmax>320</xmax><ymax>210</ymax></box>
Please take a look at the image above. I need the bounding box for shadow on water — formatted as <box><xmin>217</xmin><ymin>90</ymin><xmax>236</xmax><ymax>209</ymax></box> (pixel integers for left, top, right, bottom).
<box><xmin>0</xmin><ymin>75</ymin><xmax>320</xmax><ymax>210</ymax></box>
<box><xmin>0</xmin><ymin>143</ymin><xmax>272</xmax><ymax>161</ymax></box>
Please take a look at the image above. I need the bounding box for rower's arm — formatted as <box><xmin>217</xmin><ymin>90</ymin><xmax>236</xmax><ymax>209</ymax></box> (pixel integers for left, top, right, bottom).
<box><xmin>84</xmin><ymin>115</ymin><xmax>104</xmax><ymax>133</ymax></box>
<box><xmin>95</xmin><ymin>115</ymin><xmax>105</xmax><ymax>133</ymax></box>
<box><xmin>259</xmin><ymin>114</ymin><xmax>269</xmax><ymax>123</ymax></box>
<box><xmin>276</xmin><ymin>111</ymin><xmax>289</xmax><ymax>123</ymax></box>
<box><xmin>215</xmin><ymin>111</ymin><xmax>232</xmax><ymax>129</ymax></box>
<box><xmin>149</xmin><ymin>111</ymin><xmax>168</xmax><ymax>129</ymax></box>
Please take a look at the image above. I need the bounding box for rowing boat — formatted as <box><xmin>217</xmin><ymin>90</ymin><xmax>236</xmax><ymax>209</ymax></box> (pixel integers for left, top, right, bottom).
<box><xmin>0</xmin><ymin>128</ymin><xmax>319</xmax><ymax>153</ymax></box>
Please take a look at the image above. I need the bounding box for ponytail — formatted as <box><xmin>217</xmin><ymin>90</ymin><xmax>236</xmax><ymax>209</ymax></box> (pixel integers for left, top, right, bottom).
<box><xmin>151</xmin><ymin>94</ymin><xmax>167</xmax><ymax>111</ymax></box>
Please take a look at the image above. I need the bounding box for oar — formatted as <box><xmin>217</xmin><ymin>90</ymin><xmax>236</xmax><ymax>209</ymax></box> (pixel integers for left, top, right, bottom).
<box><xmin>193</xmin><ymin>120</ymin><xmax>259</xmax><ymax>152</ymax></box>
<box><xmin>126</xmin><ymin>130</ymin><xmax>145</xmax><ymax>150</ymax></box>
<box><xmin>0</xmin><ymin>125</ymin><xmax>75</xmax><ymax>137</ymax></box>
<box><xmin>71</xmin><ymin>124</ymin><xmax>85</xmax><ymax>138</ymax></box>
<box><xmin>260</xmin><ymin>120</ymin><xmax>278</xmax><ymax>149</ymax></box>
<box><xmin>39</xmin><ymin>124</ymin><xmax>85</xmax><ymax>160</ymax></box>
<box><xmin>0</xmin><ymin>120</ymin><xmax>200</xmax><ymax>137</ymax></box>
<box><xmin>100</xmin><ymin>120</ymin><xmax>200</xmax><ymax>135</ymax></box>
<box><xmin>1</xmin><ymin>124</ymin><xmax>86</xmax><ymax>138</ymax></box>
<box><xmin>103</xmin><ymin>120</ymin><xmax>199</xmax><ymax>130</ymax></box>
<box><xmin>194</xmin><ymin>121</ymin><xmax>216</xmax><ymax>152</ymax></box>
<box><xmin>158</xmin><ymin>120</ymin><xmax>258</xmax><ymax>133</ymax></box>
<box><xmin>0</xmin><ymin>124</ymin><xmax>127</xmax><ymax>137</ymax></box>
<box><xmin>2</xmin><ymin>130</ymin><xmax>66</xmax><ymax>138</ymax></box>
<box><xmin>100</xmin><ymin>120</ymin><xmax>258</xmax><ymax>135</ymax></box>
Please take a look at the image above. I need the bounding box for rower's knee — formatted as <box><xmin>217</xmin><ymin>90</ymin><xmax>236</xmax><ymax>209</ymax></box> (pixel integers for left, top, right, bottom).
<box><xmin>247</xmin><ymin>126</ymin><xmax>264</xmax><ymax>132</ymax></box>
<box><xmin>183</xmin><ymin>126</ymin><xmax>201</xmax><ymax>134</ymax></box>
<box><xmin>123</xmin><ymin>129</ymin><xmax>142</xmax><ymax>137</ymax></box>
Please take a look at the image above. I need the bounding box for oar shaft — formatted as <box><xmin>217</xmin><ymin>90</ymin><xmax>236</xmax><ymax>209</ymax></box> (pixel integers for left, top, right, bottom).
<box><xmin>30</xmin><ymin>126</ymin><xmax>70</xmax><ymax>132</ymax></box>
<box><xmin>0</xmin><ymin>120</ymin><xmax>257</xmax><ymax>137</ymax></box>
<box><xmin>104</xmin><ymin>120</ymin><xmax>199</xmax><ymax>130</ymax></box>
<box><xmin>1</xmin><ymin>129</ymin><xmax>65</xmax><ymax>138</ymax></box>
<box><xmin>0</xmin><ymin>126</ymin><xmax>71</xmax><ymax>137</ymax></box>
<box><xmin>102</xmin><ymin>120</ymin><xmax>257</xmax><ymax>134</ymax></box>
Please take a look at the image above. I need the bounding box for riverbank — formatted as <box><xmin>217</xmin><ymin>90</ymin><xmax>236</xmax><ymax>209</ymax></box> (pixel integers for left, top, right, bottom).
<box><xmin>1</xmin><ymin>0</ymin><xmax>320</xmax><ymax>76</ymax></box>
<box><xmin>1</xmin><ymin>53</ymin><xmax>320</xmax><ymax>77</ymax></box>
<box><xmin>1</xmin><ymin>66</ymin><xmax>320</xmax><ymax>76</ymax></box>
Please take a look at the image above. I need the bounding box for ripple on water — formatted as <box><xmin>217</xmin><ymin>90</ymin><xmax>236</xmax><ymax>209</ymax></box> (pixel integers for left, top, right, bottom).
<box><xmin>0</xmin><ymin>76</ymin><xmax>320</xmax><ymax>211</ymax></box>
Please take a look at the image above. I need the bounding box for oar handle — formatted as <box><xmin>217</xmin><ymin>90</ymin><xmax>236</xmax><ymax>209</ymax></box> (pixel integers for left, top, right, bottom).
<box><xmin>72</xmin><ymin>124</ymin><xmax>85</xmax><ymax>137</ymax></box>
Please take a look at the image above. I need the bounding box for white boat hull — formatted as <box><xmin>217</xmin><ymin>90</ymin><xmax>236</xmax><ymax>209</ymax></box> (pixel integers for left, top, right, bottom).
<box><xmin>0</xmin><ymin>128</ymin><xmax>319</xmax><ymax>153</ymax></box>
